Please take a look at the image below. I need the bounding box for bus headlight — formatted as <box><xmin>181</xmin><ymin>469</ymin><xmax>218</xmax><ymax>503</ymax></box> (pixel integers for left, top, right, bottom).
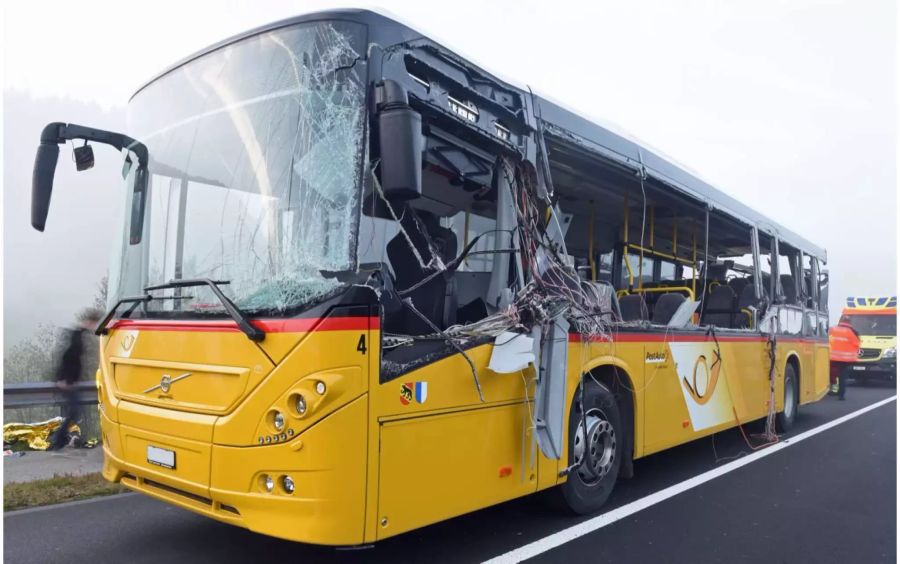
<box><xmin>272</xmin><ymin>411</ymin><xmax>285</xmax><ymax>431</ymax></box>
<box><xmin>261</xmin><ymin>474</ymin><xmax>274</xmax><ymax>492</ymax></box>
<box><xmin>294</xmin><ymin>394</ymin><xmax>307</xmax><ymax>416</ymax></box>
<box><xmin>282</xmin><ymin>475</ymin><xmax>295</xmax><ymax>494</ymax></box>
<box><xmin>884</xmin><ymin>347</ymin><xmax>896</xmax><ymax>359</ymax></box>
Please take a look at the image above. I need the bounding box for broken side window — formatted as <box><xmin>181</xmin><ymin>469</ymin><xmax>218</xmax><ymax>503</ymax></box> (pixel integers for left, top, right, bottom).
<box><xmin>776</xmin><ymin>242</ymin><xmax>801</xmax><ymax>306</ymax></box>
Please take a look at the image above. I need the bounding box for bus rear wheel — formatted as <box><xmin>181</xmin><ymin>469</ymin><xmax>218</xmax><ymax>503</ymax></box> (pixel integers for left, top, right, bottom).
<box><xmin>557</xmin><ymin>381</ymin><xmax>623</xmax><ymax>515</ymax></box>
<box><xmin>776</xmin><ymin>363</ymin><xmax>798</xmax><ymax>432</ymax></box>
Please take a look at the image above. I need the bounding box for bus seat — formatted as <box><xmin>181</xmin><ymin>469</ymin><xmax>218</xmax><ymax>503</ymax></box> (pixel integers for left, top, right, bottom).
<box><xmin>619</xmin><ymin>294</ymin><xmax>648</xmax><ymax>322</ymax></box>
<box><xmin>738</xmin><ymin>284</ymin><xmax>756</xmax><ymax>309</ymax></box>
<box><xmin>652</xmin><ymin>293</ymin><xmax>686</xmax><ymax>324</ymax></box>
<box><xmin>728</xmin><ymin>277</ymin><xmax>749</xmax><ymax>297</ymax></box>
<box><xmin>701</xmin><ymin>285</ymin><xmax>737</xmax><ymax>328</ymax></box>
<box><xmin>780</xmin><ymin>274</ymin><xmax>797</xmax><ymax>304</ymax></box>
<box><xmin>735</xmin><ymin>284</ymin><xmax>757</xmax><ymax>328</ymax></box>
<box><xmin>582</xmin><ymin>280</ymin><xmax>620</xmax><ymax>323</ymax></box>
<box><xmin>386</xmin><ymin>209</ymin><xmax>457</xmax><ymax>334</ymax></box>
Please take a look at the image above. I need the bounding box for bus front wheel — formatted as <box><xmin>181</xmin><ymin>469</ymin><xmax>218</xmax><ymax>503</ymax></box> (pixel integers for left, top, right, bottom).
<box><xmin>557</xmin><ymin>381</ymin><xmax>623</xmax><ymax>514</ymax></box>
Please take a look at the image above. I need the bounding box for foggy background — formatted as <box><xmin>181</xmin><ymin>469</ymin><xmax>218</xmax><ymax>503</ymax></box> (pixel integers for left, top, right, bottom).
<box><xmin>3</xmin><ymin>0</ymin><xmax>896</xmax><ymax>357</ymax></box>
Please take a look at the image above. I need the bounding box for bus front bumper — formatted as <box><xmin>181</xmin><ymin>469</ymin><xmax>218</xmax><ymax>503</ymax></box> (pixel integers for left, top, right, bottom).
<box><xmin>100</xmin><ymin>396</ymin><xmax>369</xmax><ymax>546</ymax></box>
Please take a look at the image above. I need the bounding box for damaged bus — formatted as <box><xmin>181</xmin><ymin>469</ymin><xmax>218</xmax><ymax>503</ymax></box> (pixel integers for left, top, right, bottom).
<box><xmin>29</xmin><ymin>10</ymin><xmax>830</xmax><ymax>545</ymax></box>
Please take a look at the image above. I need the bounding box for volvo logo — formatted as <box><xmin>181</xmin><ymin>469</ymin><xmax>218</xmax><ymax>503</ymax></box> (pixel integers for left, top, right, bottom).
<box><xmin>144</xmin><ymin>372</ymin><xmax>193</xmax><ymax>394</ymax></box>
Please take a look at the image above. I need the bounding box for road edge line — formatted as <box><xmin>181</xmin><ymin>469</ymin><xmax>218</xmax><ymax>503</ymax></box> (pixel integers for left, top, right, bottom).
<box><xmin>484</xmin><ymin>395</ymin><xmax>897</xmax><ymax>564</ymax></box>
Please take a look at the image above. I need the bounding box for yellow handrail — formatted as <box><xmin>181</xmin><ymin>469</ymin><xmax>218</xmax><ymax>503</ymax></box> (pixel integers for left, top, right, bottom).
<box><xmin>617</xmin><ymin>285</ymin><xmax>696</xmax><ymax>303</ymax></box>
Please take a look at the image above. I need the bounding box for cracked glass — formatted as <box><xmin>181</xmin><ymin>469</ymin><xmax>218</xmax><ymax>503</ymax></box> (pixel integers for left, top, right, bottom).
<box><xmin>108</xmin><ymin>21</ymin><xmax>367</xmax><ymax>316</ymax></box>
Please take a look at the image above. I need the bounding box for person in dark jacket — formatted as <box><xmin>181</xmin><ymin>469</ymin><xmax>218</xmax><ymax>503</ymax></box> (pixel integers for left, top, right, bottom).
<box><xmin>49</xmin><ymin>308</ymin><xmax>102</xmax><ymax>450</ymax></box>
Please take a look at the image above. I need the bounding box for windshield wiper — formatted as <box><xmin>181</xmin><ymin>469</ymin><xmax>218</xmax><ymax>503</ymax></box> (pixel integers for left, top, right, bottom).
<box><xmin>143</xmin><ymin>279</ymin><xmax>265</xmax><ymax>342</ymax></box>
<box><xmin>94</xmin><ymin>294</ymin><xmax>193</xmax><ymax>336</ymax></box>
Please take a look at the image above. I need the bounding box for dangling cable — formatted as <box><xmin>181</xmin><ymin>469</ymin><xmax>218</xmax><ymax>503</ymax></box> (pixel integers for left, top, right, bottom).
<box><xmin>401</xmin><ymin>297</ymin><xmax>485</xmax><ymax>402</ymax></box>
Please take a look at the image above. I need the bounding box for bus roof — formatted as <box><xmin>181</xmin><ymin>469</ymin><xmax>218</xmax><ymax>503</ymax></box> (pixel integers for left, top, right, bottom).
<box><xmin>132</xmin><ymin>8</ymin><xmax>827</xmax><ymax>261</ymax></box>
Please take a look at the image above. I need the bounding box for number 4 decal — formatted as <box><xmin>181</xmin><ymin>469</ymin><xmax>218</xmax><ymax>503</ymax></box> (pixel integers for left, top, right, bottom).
<box><xmin>357</xmin><ymin>334</ymin><xmax>367</xmax><ymax>354</ymax></box>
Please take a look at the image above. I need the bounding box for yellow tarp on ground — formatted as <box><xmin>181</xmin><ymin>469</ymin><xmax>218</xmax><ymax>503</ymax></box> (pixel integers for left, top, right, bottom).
<box><xmin>3</xmin><ymin>418</ymin><xmax>81</xmax><ymax>451</ymax></box>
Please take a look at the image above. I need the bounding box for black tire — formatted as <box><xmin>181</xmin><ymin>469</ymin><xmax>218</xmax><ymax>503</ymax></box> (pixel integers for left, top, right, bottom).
<box><xmin>557</xmin><ymin>381</ymin><xmax>624</xmax><ymax>514</ymax></box>
<box><xmin>776</xmin><ymin>363</ymin><xmax>798</xmax><ymax>432</ymax></box>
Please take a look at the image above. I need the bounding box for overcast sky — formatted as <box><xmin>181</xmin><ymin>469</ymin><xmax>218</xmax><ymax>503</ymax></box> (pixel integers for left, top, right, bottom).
<box><xmin>2</xmin><ymin>0</ymin><xmax>896</xmax><ymax>345</ymax></box>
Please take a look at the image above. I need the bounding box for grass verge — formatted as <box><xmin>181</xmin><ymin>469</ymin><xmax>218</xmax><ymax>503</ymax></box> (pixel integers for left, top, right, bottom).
<box><xmin>4</xmin><ymin>473</ymin><xmax>128</xmax><ymax>511</ymax></box>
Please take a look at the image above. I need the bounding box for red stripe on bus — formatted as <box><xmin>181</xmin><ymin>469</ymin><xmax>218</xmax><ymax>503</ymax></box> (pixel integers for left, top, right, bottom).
<box><xmin>108</xmin><ymin>316</ymin><xmax>378</xmax><ymax>333</ymax></box>
<box><xmin>569</xmin><ymin>332</ymin><xmax>827</xmax><ymax>344</ymax></box>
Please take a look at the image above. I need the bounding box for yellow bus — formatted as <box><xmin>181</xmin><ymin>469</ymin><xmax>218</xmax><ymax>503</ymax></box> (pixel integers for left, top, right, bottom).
<box><xmin>29</xmin><ymin>10</ymin><xmax>830</xmax><ymax>545</ymax></box>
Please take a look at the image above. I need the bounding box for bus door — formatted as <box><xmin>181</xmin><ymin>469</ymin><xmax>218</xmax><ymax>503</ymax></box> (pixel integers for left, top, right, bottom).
<box><xmin>372</xmin><ymin>346</ymin><xmax>538</xmax><ymax>540</ymax></box>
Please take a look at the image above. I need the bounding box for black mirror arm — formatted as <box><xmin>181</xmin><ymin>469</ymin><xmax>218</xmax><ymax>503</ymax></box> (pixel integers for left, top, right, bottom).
<box><xmin>95</xmin><ymin>295</ymin><xmax>152</xmax><ymax>335</ymax></box>
<box><xmin>40</xmin><ymin>122</ymin><xmax>148</xmax><ymax>167</ymax></box>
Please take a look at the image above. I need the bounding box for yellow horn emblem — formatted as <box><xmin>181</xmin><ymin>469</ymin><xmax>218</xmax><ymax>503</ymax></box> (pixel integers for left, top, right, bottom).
<box><xmin>682</xmin><ymin>354</ymin><xmax>721</xmax><ymax>405</ymax></box>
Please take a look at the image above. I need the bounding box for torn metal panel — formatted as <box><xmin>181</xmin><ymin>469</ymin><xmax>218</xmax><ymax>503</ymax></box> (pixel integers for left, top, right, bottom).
<box><xmin>534</xmin><ymin>318</ymin><xmax>570</xmax><ymax>459</ymax></box>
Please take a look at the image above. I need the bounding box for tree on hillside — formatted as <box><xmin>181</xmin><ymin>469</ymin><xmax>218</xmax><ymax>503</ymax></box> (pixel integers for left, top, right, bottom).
<box><xmin>93</xmin><ymin>275</ymin><xmax>108</xmax><ymax>311</ymax></box>
<box><xmin>3</xmin><ymin>324</ymin><xmax>61</xmax><ymax>383</ymax></box>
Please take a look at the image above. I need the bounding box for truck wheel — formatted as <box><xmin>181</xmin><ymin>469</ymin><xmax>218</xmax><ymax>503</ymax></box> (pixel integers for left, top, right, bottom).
<box><xmin>557</xmin><ymin>381</ymin><xmax>623</xmax><ymax>514</ymax></box>
<box><xmin>776</xmin><ymin>363</ymin><xmax>798</xmax><ymax>432</ymax></box>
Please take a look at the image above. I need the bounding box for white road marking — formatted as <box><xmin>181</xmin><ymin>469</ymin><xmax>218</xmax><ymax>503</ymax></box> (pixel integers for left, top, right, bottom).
<box><xmin>484</xmin><ymin>395</ymin><xmax>897</xmax><ymax>564</ymax></box>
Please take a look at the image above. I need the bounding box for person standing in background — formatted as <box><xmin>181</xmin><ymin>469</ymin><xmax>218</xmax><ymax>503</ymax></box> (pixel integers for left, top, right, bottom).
<box><xmin>829</xmin><ymin>320</ymin><xmax>861</xmax><ymax>401</ymax></box>
<box><xmin>49</xmin><ymin>308</ymin><xmax>102</xmax><ymax>450</ymax></box>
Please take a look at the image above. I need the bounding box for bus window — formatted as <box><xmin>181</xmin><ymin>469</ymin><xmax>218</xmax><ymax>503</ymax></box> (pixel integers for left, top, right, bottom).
<box><xmin>777</xmin><ymin>242</ymin><xmax>801</xmax><ymax>305</ymax></box>
<box><xmin>622</xmin><ymin>252</ymin><xmax>654</xmax><ymax>287</ymax></box>
<box><xmin>358</xmin><ymin>215</ymin><xmax>399</xmax><ymax>268</ymax></box>
<box><xmin>817</xmin><ymin>264</ymin><xmax>829</xmax><ymax>311</ymax></box>
<box><xmin>442</xmin><ymin>211</ymin><xmax>500</xmax><ymax>323</ymax></box>
<box><xmin>757</xmin><ymin>231</ymin><xmax>775</xmax><ymax>302</ymax></box>
<box><xmin>596</xmin><ymin>251</ymin><xmax>614</xmax><ymax>282</ymax></box>
<box><xmin>801</xmin><ymin>254</ymin><xmax>816</xmax><ymax>309</ymax></box>
<box><xmin>659</xmin><ymin>260</ymin><xmax>676</xmax><ymax>281</ymax></box>
<box><xmin>442</xmin><ymin>212</ymin><xmax>497</xmax><ymax>273</ymax></box>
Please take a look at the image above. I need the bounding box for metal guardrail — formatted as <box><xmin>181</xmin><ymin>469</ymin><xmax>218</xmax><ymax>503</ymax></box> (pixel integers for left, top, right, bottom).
<box><xmin>3</xmin><ymin>381</ymin><xmax>99</xmax><ymax>409</ymax></box>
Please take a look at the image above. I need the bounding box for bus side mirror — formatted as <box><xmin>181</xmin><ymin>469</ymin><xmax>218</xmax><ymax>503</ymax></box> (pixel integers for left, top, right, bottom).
<box><xmin>129</xmin><ymin>166</ymin><xmax>149</xmax><ymax>244</ymax></box>
<box><xmin>377</xmin><ymin>80</ymin><xmax>422</xmax><ymax>201</ymax></box>
<box><xmin>31</xmin><ymin>142</ymin><xmax>61</xmax><ymax>232</ymax></box>
<box><xmin>31</xmin><ymin>121</ymin><xmax>150</xmax><ymax>238</ymax></box>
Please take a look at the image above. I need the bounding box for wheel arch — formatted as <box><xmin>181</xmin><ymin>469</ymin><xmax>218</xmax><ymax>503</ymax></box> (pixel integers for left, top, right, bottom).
<box><xmin>583</xmin><ymin>363</ymin><xmax>636</xmax><ymax>479</ymax></box>
<box><xmin>786</xmin><ymin>352</ymin><xmax>801</xmax><ymax>396</ymax></box>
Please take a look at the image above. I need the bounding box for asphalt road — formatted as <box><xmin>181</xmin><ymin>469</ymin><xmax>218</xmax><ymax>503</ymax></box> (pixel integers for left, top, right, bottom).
<box><xmin>5</xmin><ymin>384</ymin><xmax>895</xmax><ymax>564</ymax></box>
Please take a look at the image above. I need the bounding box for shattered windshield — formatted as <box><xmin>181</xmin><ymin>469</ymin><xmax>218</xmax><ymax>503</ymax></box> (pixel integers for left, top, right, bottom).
<box><xmin>108</xmin><ymin>21</ymin><xmax>367</xmax><ymax>316</ymax></box>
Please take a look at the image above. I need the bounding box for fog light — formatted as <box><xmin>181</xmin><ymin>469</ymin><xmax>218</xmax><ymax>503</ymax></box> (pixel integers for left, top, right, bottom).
<box><xmin>315</xmin><ymin>381</ymin><xmax>326</xmax><ymax>395</ymax></box>
<box><xmin>273</xmin><ymin>411</ymin><xmax>285</xmax><ymax>430</ymax></box>
<box><xmin>282</xmin><ymin>475</ymin><xmax>295</xmax><ymax>494</ymax></box>
<box><xmin>295</xmin><ymin>395</ymin><xmax>307</xmax><ymax>415</ymax></box>
<box><xmin>263</xmin><ymin>474</ymin><xmax>274</xmax><ymax>492</ymax></box>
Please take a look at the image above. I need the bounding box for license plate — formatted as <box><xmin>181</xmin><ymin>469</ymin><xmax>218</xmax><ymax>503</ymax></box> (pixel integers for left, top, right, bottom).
<box><xmin>853</xmin><ymin>366</ymin><xmax>866</xmax><ymax>371</ymax></box>
<box><xmin>147</xmin><ymin>445</ymin><xmax>176</xmax><ymax>469</ymax></box>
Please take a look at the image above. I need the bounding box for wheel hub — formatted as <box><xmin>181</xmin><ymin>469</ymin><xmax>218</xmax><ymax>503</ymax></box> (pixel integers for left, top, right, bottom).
<box><xmin>573</xmin><ymin>410</ymin><xmax>616</xmax><ymax>484</ymax></box>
